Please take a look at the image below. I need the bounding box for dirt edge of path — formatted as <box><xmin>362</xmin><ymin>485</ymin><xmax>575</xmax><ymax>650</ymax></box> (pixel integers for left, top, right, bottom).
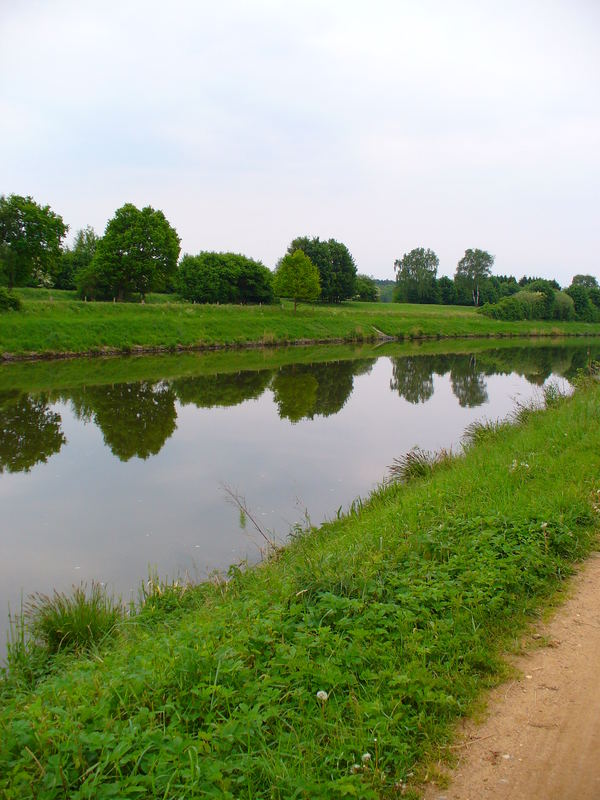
<box><xmin>418</xmin><ymin>551</ymin><xmax>600</xmax><ymax>800</ymax></box>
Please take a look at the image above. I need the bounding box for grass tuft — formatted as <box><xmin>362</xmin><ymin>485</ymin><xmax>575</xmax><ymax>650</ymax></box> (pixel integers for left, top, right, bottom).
<box><xmin>22</xmin><ymin>582</ymin><xmax>123</xmax><ymax>655</ymax></box>
<box><xmin>388</xmin><ymin>446</ymin><xmax>453</xmax><ymax>483</ymax></box>
<box><xmin>463</xmin><ymin>417</ymin><xmax>511</xmax><ymax>448</ymax></box>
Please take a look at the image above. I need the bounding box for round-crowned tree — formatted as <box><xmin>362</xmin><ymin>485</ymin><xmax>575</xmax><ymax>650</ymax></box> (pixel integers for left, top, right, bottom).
<box><xmin>0</xmin><ymin>194</ymin><xmax>67</xmax><ymax>288</ymax></box>
<box><xmin>273</xmin><ymin>249</ymin><xmax>321</xmax><ymax>311</ymax></box>
<box><xmin>285</xmin><ymin>236</ymin><xmax>356</xmax><ymax>303</ymax></box>
<box><xmin>79</xmin><ymin>204</ymin><xmax>180</xmax><ymax>300</ymax></box>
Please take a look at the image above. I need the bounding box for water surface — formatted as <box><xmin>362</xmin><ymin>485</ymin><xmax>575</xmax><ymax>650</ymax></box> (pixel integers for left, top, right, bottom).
<box><xmin>1</xmin><ymin>339</ymin><xmax>597</xmax><ymax>649</ymax></box>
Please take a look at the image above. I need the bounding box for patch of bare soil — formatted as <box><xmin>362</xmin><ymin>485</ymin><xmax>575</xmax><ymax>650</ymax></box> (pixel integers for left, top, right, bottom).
<box><xmin>422</xmin><ymin>552</ymin><xmax>600</xmax><ymax>800</ymax></box>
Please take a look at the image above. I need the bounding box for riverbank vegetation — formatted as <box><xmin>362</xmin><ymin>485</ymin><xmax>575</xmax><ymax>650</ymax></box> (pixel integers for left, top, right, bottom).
<box><xmin>1</xmin><ymin>369</ymin><xmax>599</xmax><ymax>798</ymax></box>
<box><xmin>1</xmin><ymin>292</ymin><xmax>600</xmax><ymax>360</ymax></box>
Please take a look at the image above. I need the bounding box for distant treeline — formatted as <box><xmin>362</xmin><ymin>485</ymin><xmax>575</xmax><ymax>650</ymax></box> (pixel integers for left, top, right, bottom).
<box><xmin>393</xmin><ymin>246</ymin><xmax>600</xmax><ymax>322</ymax></box>
<box><xmin>0</xmin><ymin>195</ymin><xmax>597</xmax><ymax>319</ymax></box>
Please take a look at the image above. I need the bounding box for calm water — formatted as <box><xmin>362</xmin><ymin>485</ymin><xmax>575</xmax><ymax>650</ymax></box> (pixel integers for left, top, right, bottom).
<box><xmin>1</xmin><ymin>340</ymin><xmax>597</xmax><ymax>648</ymax></box>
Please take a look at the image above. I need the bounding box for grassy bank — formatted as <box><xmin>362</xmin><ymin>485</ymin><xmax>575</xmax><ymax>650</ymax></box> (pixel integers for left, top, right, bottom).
<box><xmin>2</xmin><ymin>291</ymin><xmax>599</xmax><ymax>359</ymax></box>
<box><xmin>1</xmin><ymin>374</ymin><xmax>599</xmax><ymax>798</ymax></box>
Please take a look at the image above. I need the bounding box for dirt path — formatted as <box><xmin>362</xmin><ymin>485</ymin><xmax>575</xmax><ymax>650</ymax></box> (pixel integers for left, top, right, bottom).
<box><xmin>422</xmin><ymin>552</ymin><xmax>600</xmax><ymax>800</ymax></box>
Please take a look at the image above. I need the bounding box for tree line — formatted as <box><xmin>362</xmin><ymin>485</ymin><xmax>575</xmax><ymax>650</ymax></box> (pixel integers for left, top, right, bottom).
<box><xmin>0</xmin><ymin>194</ymin><xmax>379</xmax><ymax>308</ymax></box>
<box><xmin>1</xmin><ymin>194</ymin><xmax>597</xmax><ymax>318</ymax></box>
<box><xmin>393</xmin><ymin>246</ymin><xmax>600</xmax><ymax>322</ymax></box>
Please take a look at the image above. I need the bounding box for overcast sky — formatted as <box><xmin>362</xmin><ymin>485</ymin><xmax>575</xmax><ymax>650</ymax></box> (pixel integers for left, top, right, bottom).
<box><xmin>1</xmin><ymin>0</ymin><xmax>599</xmax><ymax>283</ymax></box>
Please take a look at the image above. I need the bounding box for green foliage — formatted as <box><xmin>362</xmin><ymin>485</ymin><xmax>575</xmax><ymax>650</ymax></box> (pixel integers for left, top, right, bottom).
<box><xmin>354</xmin><ymin>274</ymin><xmax>378</xmax><ymax>302</ymax></box>
<box><xmin>286</xmin><ymin>236</ymin><xmax>357</xmax><ymax>303</ymax></box>
<box><xmin>571</xmin><ymin>274</ymin><xmax>599</xmax><ymax>290</ymax></box>
<box><xmin>0</xmin><ymin>194</ymin><xmax>67</xmax><ymax>289</ymax></box>
<box><xmin>566</xmin><ymin>284</ymin><xmax>600</xmax><ymax>322</ymax></box>
<box><xmin>176</xmin><ymin>252</ymin><xmax>273</xmax><ymax>304</ymax></box>
<box><xmin>437</xmin><ymin>276</ymin><xmax>457</xmax><ymax>305</ymax></box>
<box><xmin>273</xmin><ymin>249</ymin><xmax>321</xmax><ymax>310</ymax></box>
<box><xmin>0</xmin><ymin>287</ymin><xmax>22</xmax><ymax>312</ymax></box>
<box><xmin>519</xmin><ymin>275</ymin><xmax>561</xmax><ymax>290</ymax></box>
<box><xmin>480</xmin><ymin>286</ymin><xmax>578</xmax><ymax>322</ymax></box>
<box><xmin>56</xmin><ymin>226</ymin><xmax>99</xmax><ymax>290</ymax></box>
<box><xmin>78</xmin><ymin>203</ymin><xmax>180</xmax><ymax>301</ymax></box>
<box><xmin>394</xmin><ymin>247</ymin><xmax>439</xmax><ymax>304</ymax></box>
<box><xmin>374</xmin><ymin>279</ymin><xmax>396</xmax><ymax>303</ymax></box>
<box><xmin>553</xmin><ymin>291</ymin><xmax>576</xmax><ymax>320</ymax></box>
<box><xmin>1</xmin><ymin>383</ymin><xmax>599</xmax><ymax>797</ymax></box>
<box><xmin>455</xmin><ymin>249</ymin><xmax>494</xmax><ymax>306</ymax></box>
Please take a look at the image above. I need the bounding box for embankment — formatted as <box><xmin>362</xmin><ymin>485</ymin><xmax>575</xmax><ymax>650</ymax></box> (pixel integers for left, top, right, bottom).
<box><xmin>1</xmin><ymin>374</ymin><xmax>599</xmax><ymax>798</ymax></box>
<box><xmin>2</xmin><ymin>297</ymin><xmax>600</xmax><ymax>360</ymax></box>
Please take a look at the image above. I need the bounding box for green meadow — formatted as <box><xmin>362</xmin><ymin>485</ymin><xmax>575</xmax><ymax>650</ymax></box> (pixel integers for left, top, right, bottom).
<box><xmin>1</xmin><ymin>290</ymin><xmax>599</xmax><ymax>359</ymax></box>
<box><xmin>1</xmin><ymin>371</ymin><xmax>599</xmax><ymax>798</ymax></box>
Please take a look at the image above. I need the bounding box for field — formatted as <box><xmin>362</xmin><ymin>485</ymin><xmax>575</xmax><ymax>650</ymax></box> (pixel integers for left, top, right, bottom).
<box><xmin>1</xmin><ymin>372</ymin><xmax>599</xmax><ymax>798</ymax></box>
<box><xmin>1</xmin><ymin>290</ymin><xmax>599</xmax><ymax>359</ymax></box>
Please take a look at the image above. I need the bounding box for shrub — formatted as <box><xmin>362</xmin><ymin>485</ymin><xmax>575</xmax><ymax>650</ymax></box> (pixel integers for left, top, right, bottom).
<box><xmin>0</xmin><ymin>287</ymin><xmax>22</xmax><ymax>311</ymax></box>
<box><xmin>177</xmin><ymin>252</ymin><xmax>274</xmax><ymax>304</ymax></box>
<box><xmin>552</xmin><ymin>291</ymin><xmax>575</xmax><ymax>320</ymax></box>
<box><xmin>481</xmin><ymin>290</ymin><xmax>546</xmax><ymax>320</ymax></box>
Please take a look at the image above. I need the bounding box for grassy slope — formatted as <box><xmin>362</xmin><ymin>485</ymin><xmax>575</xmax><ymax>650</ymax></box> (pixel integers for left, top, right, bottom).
<box><xmin>1</xmin><ymin>292</ymin><xmax>599</xmax><ymax>358</ymax></box>
<box><xmin>1</xmin><ymin>380</ymin><xmax>599</xmax><ymax>799</ymax></box>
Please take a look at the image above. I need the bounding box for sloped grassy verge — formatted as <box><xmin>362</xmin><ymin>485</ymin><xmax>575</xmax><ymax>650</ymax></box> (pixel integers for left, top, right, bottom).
<box><xmin>2</xmin><ymin>296</ymin><xmax>600</xmax><ymax>359</ymax></box>
<box><xmin>1</xmin><ymin>379</ymin><xmax>599</xmax><ymax>799</ymax></box>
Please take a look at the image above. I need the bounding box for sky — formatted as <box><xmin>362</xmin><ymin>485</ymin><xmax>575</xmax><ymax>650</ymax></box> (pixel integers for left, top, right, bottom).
<box><xmin>1</xmin><ymin>0</ymin><xmax>599</xmax><ymax>284</ymax></box>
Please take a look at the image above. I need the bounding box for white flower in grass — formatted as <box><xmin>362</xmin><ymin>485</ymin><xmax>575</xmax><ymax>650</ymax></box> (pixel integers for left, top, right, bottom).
<box><xmin>361</xmin><ymin>752</ymin><xmax>372</xmax><ymax>764</ymax></box>
<box><xmin>316</xmin><ymin>690</ymin><xmax>329</xmax><ymax>702</ymax></box>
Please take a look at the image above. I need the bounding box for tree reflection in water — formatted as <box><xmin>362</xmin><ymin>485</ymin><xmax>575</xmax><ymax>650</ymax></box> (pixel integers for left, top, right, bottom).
<box><xmin>2</xmin><ymin>344</ymin><xmax>598</xmax><ymax>470</ymax></box>
<box><xmin>70</xmin><ymin>382</ymin><xmax>177</xmax><ymax>461</ymax></box>
<box><xmin>0</xmin><ymin>391</ymin><xmax>66</xmax><ymax>473</ymax></box>
<box><xmin>272</xmin><ymin>359</ymin><xmax>375</xmax><ymax>423</ymax></box>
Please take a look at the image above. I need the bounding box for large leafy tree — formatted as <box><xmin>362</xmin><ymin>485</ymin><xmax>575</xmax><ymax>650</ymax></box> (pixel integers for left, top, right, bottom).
<box><xmin>286</xmin><ymin>236</ymin><xmax>356</xmax><ymax>303</ymax></box>
<box><xmin>0</xmin><ymin>194</ymin><xmax>67</xmax><ymax>288</ymax></box>
<box><xmin>80</xmin><ymin>204</ymin><xmax>180</xmax><ymax>301</ymax></box>
<box><xmin>455</xmin><ymin>249</ymin><xmax>494</xmax><ymax>306</ymax></box>
<box><xmin>394</xmin><ymin>247</ymin><xmax>439</xmax><ymax>303</ymax></box>
<box><xmin>273</xmin><ymin>249</ymin><xmax>321</xmax><ymax>311</ymax></box>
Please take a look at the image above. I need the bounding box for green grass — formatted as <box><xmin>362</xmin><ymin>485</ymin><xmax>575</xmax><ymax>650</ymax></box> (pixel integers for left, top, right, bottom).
<box><xmin>1</xmin><ymin>291</ymin><xmax>599</xmax><ymax>359</ymax></box>
<box><xmin>1</xmin><ymin>374</ymin><xmax>599</xmax><ymax>798</ymax></box>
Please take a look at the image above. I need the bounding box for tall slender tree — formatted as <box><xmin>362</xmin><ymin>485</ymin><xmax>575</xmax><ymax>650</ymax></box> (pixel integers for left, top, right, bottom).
<box><xmin>455</xmin><ymin>249</ymin><xmax>494</xmax><ymax>306</ymax></box>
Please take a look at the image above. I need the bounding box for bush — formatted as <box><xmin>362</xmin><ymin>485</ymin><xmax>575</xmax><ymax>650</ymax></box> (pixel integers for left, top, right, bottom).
<box><xmin>177</xmin><ymin>252</ymin><xmax>274</xmax><ymax>304</ymax></box>
<box><xmin>0</xmin><ymin>287</ymin><xmax>22</xmax><ymax>312</ymax></box>
<box><xmin>481</xmin><ymin>290</ymin><xmax>546</xmax><ymax>320</ymax></box>
<box><xmin>566</xmin><ymin>285</ymin><xmax>600</xmax><ymax>322</ymax></box>
<box><xmin>552</xmin><ymin>291</ymin><xmax>575</xmax><ymax>320</ymax></box>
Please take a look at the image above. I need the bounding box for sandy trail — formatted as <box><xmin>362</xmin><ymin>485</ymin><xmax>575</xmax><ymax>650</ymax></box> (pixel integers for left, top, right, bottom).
<box><xmin>422</xmin><ymin>552</ymin><xmax>600</xmax><ymax>800</ymax></box>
